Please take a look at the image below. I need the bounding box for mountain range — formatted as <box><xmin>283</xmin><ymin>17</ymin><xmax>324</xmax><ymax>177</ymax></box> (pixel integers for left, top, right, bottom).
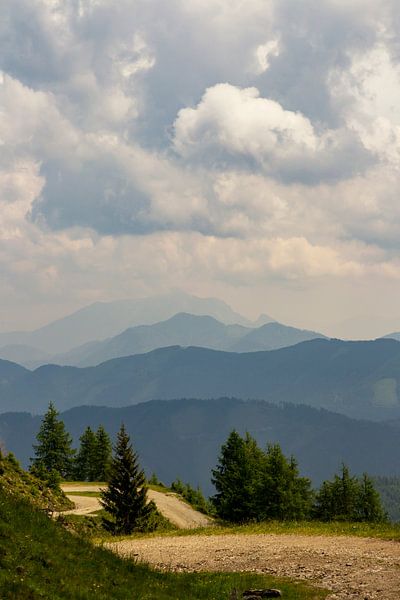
<box><xmin>30</xmin><ymin>313</ymin><xmax>322</xmax><ymax>369</ymax></box>
<box><xmin>1</xmin><ymin>337</ymin><xmax>400</xmax><ymax>420</ymax></box>
<box><xmin>0</xmin><ymin>291</ymin><xmax>265</xmax><ymax>355</ymax></box>
<box><xmin>2</xmin><ymin>398</ymin><xmax>400</xmax><ymax>496</ymax></box>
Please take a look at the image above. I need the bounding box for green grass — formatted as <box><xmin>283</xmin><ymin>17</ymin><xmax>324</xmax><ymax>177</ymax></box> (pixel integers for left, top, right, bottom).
<box><xmin>117</xmin><ymin>518</ymin><xmax>400</xmax><ymax>542</ymax></box>
<box><xmin>65</xmin><ymin>490</ymin><xmax>101</xmax><ymax>497</ymax></box>
<box><xmin>61</xmin><ymin>481</ymin><xmax>106</xmax><ymax>486</ymax></box>
<box><xmin>0</xmin><ymin>454</ymin><xmax>73</xmax><ymax>511</ymax></box>
<box><xmin>0</xmin><ymin>490</ymin><xmax>326</xmax><ymax>600</ymax></box>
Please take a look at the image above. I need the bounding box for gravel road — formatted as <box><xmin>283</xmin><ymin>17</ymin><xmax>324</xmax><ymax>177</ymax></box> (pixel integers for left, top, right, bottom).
<box><xmin>60</xmin><ymin>484</ymin><xmax>213</xmax><ymax>528</ymax></box>
<box><xmin>107</xmin><ymin>532</ymin><xmax>400</xmax><ymax>600</ymax></box>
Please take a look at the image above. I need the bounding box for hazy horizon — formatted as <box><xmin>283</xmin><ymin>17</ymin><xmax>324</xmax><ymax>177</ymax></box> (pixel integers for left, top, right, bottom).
<box><xmin>1</xmin><ymin>289</ymin><xmax>400</xmax><ymax>341</ymax></box>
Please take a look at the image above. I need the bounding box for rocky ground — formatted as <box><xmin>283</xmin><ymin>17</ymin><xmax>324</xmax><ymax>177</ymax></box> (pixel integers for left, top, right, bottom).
<box><xmin>107</xmin><ymin>532</ymin><xmax>400</xmax><ymax>599</ymax></box>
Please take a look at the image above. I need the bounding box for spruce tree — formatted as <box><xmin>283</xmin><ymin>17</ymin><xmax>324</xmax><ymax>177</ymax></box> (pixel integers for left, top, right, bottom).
<box><xmin>211</xmin><ymin>430</ymin><xmax>264</xmax><ymax>522</ymax></box>
<box><xmin>93</xmin><ymin>425</ymin><xmax>112</xmax><ymax>481</ymax></box>
<box><xmin>314</xmin><ymin>464</ymin><xmax>385</xmax><ymax>522</ymax></box>
<box><xmin>258</xmin><ymin>444</ymin><xmax>312</xmax><ymax>520</ymax></box>
<box><xmin>356</xmin><ymin>473</ymin><xmax>386</xmax><ymax>522</ymax></box>
<box><xmin>30</xmin><ymin>402</ymin><xmax>74</xmax><ymax>481</ymax></box>
<box><xmin>100</xmin><ymin>424</ymin><xmax>151</xmax><ymax>534</ymax></box>
<box><xmin>74</xmin><ymin>426</ymin><xmax>97</xmax><ymax>481</ymax></box>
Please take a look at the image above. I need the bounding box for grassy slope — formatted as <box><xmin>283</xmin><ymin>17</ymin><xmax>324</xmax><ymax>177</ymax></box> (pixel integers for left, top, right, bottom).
<box><xmin>0</xmin><ymin>490</ymin><xmax>327</xmax><ymax>600</ymax></box>
<box><xmin>0</xmin><ymin>454</ymin><xmax>72</xmax><ymax>511</ymax></box>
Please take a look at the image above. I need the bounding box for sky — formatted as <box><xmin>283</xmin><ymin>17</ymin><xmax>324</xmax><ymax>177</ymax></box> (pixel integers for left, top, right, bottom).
<box><xmin>2</xmin><ymin>0</ymin><xmax>400</xmax><ymax>338</ymax></box>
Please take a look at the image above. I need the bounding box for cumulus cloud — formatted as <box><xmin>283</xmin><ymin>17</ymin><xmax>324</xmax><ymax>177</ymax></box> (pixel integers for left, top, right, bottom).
<box><xmin>173</xmin><ymin>83</ymin><xmax>369</xmax><ymax>183</ymax></box>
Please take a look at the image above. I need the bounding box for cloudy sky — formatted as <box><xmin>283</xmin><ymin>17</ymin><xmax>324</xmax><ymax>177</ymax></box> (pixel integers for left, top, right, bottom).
<box><xmin>2</xmin><ymin>0</ymin><xmax>400</xmax><ymax>337</ymax></box>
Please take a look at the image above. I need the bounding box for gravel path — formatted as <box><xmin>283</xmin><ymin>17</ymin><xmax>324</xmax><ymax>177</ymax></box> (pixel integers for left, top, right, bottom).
<box><xmin>60</xmin><ymin>484</ymin><xmax>213</xmax><ymax>529</ymax></box>
<box><xmin>106</xmin><ymin>532</ymin><xmax>400</xmax><ymax>599</ymax></box>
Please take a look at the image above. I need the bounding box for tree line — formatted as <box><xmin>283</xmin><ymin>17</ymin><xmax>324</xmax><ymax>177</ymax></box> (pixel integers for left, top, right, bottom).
<box><xmin>212</xmin><ymin>430</ymin><xmax>386</xmax><ymax>523</ymax></box>
<box><xmin>30</xmin><ymin>402</ymin><xmax>112</xmax><ymax>484</ymax></box>
<box><xmin>29</xmin><ymin>403</ymin><xmax>387</xmax><ymax>535</ymax></box>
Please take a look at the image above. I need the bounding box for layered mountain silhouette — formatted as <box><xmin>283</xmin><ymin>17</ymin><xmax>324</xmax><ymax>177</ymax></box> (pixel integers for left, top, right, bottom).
<box><xmin>0</xmin><ymin>291</ymin><xmax>262</xmax><ymax>356</ymax></box>
<box><xmin>1</xmin><ymin>338</ymin><xmax>400</xmax><ymax>420</ymax></box>
<box><xmin>2</xmin><ymin>398</ymin><xmax>400</xmax><ymax>495</ymax></box>
<box><xmin>43</xmin><ymin>313</ymin><xmax>324</xmax><ymax>368</ymax></box>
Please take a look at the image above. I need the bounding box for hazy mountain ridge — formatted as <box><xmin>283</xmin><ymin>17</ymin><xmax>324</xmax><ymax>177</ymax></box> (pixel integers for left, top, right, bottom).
<box><xmin>0</xmin><ymin>292</ymin><xmax>263</xmax><ymax>355</ymax></box>
<box><xmin>1</xmin><ymin>338</ymin><xmax>400</xmax><ymax>420</ymax></box>
<box><xmin>42</xmin><ymin>313</ymin><xmax>323</xmax><ymax>368</ymax></box>
<box><xmin>2</xmin><ymin>398</ymin><xmax>400</xmax><ymax>496</ymax></box>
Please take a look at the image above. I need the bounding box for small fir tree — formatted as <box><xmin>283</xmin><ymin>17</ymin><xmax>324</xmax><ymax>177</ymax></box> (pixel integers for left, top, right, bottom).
<box><xmin>30</xmin><ymin>402</ymin><xmax>74</xmax><ymax>480</ymax></box>
<box><xmin>100</xmin><ymin>424</ymin><xmax>151</xmax><ymax>534</ymax></box>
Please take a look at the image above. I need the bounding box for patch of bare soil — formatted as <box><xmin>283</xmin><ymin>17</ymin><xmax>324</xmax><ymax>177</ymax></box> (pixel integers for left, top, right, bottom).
<box><xmin>106</xmin><ymin>533</ymin><xmax>400</xmax><ymax>599</ymax></box>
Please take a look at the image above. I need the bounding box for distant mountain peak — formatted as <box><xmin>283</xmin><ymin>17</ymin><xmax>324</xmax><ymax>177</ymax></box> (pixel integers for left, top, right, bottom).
<box><xmin>253</xmin><ymin>313</ymin><xmax>275</xmax><ymax>327</ymax></box>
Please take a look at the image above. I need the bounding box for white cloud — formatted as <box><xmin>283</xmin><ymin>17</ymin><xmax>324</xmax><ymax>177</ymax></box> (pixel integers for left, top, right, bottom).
<box><xmin>330</xmin><ymin>43</ymin><xmax>400</xmax><ymax>165</ymax></box>
<box><xmin>253</xmin><ymin>39</ymin><xmax>280</xmax><ymax>75</ymax></box>
<box><xmin>173</xmin><ymin>83</ymin><xmax>368</xmax><ymax>183</ymax></box>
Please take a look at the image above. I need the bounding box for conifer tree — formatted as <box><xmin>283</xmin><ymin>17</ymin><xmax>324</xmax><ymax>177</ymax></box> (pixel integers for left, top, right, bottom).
<box><xmin>211</xmin><ymin>430</ymin><xmax>264</xmax><ymax>522</ymax></box>
<box><xmin>93</xmin><ymin>425</ymin><xmax>112</xmax><ymax>481</ymax></box>
<box><xmin>212</xmin><ymin>431</ymin><xmax>312</xmax><ymax>523</ymax></box>
<box><xmin>30</xmin><ymin>402</ymin><xmax>74</xmax><ymax>481</ymax></box>
<box><xmin>258</xmin><ymin>444</ymin><xmax>312</xmax><ymax>520</ymax></box>
<box><xmin>356</xmin><ymin>473</ymin><xmax>386</xmax><ymax>522</ymax></box>
<box><xmin>100</xmin><ymin>424</ymin><xmax>151</xmax><ymax>534</ymax></box>
<box><xmin>74</xmin><ymin>426</ymin><xmax>97</xmax><ymax>481</ymax></box>
<box><xmin>314</xmin><ymin>464</ymin><xmax>386</xmax><ymax>522</ymax></box>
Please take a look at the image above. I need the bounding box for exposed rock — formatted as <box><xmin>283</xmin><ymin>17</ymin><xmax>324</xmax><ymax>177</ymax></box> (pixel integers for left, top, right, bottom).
<box><xmin>243</xmin><ymin>590</ymin><xmax>282</xmax><ymax>598</ymax></box>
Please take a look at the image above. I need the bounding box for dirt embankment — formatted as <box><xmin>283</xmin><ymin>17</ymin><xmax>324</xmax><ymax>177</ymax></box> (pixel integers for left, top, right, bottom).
<box><xmin>107</xmin><ymin>532</ymin><xmax>400</xmax><ymax>600</ymax></box>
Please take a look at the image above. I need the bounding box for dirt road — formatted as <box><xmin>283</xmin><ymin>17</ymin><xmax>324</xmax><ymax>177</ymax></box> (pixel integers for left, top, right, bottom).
<box><xmin>107</xmin><ymin>532</ymin><xmax>400</xmax><ymax>600</ymax></box>
<box><xmin>60</xmin><ymin>484</ymin><xmax>213</xmax><ymax>529</ymax></box>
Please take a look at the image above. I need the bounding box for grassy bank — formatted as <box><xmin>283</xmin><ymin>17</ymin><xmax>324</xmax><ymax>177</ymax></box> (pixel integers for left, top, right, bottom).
<box><xmin>0</xmin><ymin>489</ymin><xmax>327</xmax><ymax>599</ymax></box>
<box><xmin>115</xmin><ymin>518</ymin><xmax>400</xmax><ymax>542</ymax></box>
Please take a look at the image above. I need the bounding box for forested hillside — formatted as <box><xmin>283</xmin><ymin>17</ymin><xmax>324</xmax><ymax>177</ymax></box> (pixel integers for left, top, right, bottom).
<box><xmin>2</xmin><ymin>338</ymin><xmax>400</xmax><ymax>420</ymax></box>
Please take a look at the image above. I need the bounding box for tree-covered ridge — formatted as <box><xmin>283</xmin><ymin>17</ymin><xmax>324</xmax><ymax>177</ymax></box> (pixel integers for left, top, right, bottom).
<box><xmin>2</xmin><ymin>338</ymin><xmax>400</xmax><ymax>420</ymax></box>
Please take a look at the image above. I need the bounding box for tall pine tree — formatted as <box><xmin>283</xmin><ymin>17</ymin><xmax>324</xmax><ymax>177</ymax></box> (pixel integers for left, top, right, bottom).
<box><xmin>100</xmin><ymin>424</ymin><xmax>151</xmax><ymax>534</ymax></box>
<box><xmin>30</xmin><ymin>402</ymin><xmax>74</xmax><ymax>481</ymax></box>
